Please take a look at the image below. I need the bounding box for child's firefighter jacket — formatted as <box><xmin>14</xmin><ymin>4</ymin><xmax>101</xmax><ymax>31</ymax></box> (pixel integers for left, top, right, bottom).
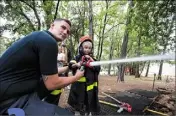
<box><xmin>68</xmin><ymin>54</ymin><xmax>101</xmax><ymax>113</ymax></box>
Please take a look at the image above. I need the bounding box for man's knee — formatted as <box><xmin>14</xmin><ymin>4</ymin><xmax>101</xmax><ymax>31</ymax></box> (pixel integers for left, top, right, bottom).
<box><xmin>24</xmin><ymin>100</ymin><xmax>73</xmax><ymax>115</ymax></box>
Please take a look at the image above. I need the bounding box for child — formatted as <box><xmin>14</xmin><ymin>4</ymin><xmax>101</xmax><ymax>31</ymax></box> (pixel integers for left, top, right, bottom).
<box><xmin>68</xmin><ymin>35</ymin><xmax>101</xmax><ymax>115</ymax></box>
<box><xmin>57</xmin><ymin>46</ymin><xmax>66</xmax><ymax>68</ymax></box>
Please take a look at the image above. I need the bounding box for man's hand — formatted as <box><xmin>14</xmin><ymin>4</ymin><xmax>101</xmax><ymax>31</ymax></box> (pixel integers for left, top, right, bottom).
<box><xmin>72</xmin><ymin>62</ymin><xmax>81</xmax><ymax>68</ymax></box>
<box><xmin>74</xmin><ymin>69</ymin><xmax>84</xmax><ymax>80</ymax></box>
<box><xmin>43</xmin><ymin>69</ymin><xmax>84</xmax><ymax>90</ymax></box>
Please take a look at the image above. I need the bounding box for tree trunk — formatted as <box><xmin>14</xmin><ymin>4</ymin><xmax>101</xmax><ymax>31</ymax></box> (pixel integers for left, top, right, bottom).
<box><xmin>174</xmin><ymin>8</ymin><xmax>176</xmax><ymax>101</ymax></box>
<box><xmin>42</xmin><ymin>1</ymin><xmax>54</xmax><ymax>29</ymax></box>
<box><xmin>108</xmin><ymin>64</ymin><xmax>111</xmax><ymax>75</ymax></box>
<box><xmin>88</xmin><ymin>0</ymin><xmax>93</xmax><ymax>39</ymax></box>
<box><xmin>135</xmin><ymin>64</ymin><xmax>140</xmax><ymax>77</ymax></box>
<box><xmin>139</xmin><ymin>62</ymin><xmax>146</xmax><ymax>76</ymax></box>
<box><xmin>158</xmin><ymin>44</ymin><xmax>167</xmax><ymax>80</ymax></box>
<box><xmin>117</xmin><ymin>64</ymin><xmax>125</xmax><ymax>82</ymax></box>
<box><xmin>118</xmin><ymin>28</ymin><xmax>128</xmax><ymax>82</ymax></box>
<box><xmin>135</xmin><ymin>35</ymin><xmax>141</xmax><ymax>78</ymax></box>
<box><xmin>158</xmin><ymin>60</ymin><xmax>163</xmax><ymax>80</ymax></box>
<box><xmin>54</xmin><ymin>0</ymin><xmax>60</xmax><ymax>20</ymax></box>
<box><xmin>31</xmin><ymin>0</ymin><xmax>41</xmax><ymax>30</ymax></box>
<box><xmin>98</xmin><ymin>0</ymin><xmax>108</xmax><ymax>60</ymax></box>
<box><xmin>117</xmin><ymin>0</ymin><xmax>133</xmax><ymax>82</ymax></box>
<box><xmin>82</xmin><ymin>0</ymin><xmax>86</xmax><ymax>36</ymax></box>
<box><xmin>108</xmin><ymin>38</ymin><xmax>114</xmax><ymax>75</ymax></box>
<box><xmin>88</xmin><ymin>0</ymin><xmax>94</xmax><ymax>55</ymax></box>
<box><xmin>96</xmin><ymin>29</ymin><xmax>101</xmax><ymax>60</ymax></box>
<box><xmin>145</xmin><ymin>61</ymin><xmax>150</xmax><ymax>77</ymax></box>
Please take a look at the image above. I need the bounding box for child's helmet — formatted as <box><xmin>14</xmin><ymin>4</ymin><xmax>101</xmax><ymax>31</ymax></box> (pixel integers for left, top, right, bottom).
<box><xmin>79</xmin><ymin>35</ymin><xmax>93</xmax><ymax>55</ymax></box>
<box><xmin>79</xmin><ymin>35</ymin><xmax>92</xmax><ymax>43</ymax></box>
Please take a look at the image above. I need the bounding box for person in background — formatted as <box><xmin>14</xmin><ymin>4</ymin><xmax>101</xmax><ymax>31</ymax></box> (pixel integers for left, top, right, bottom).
<box><xmin>57</xmin><ymin>45</ymin><xmax>66</xmax><ymax>68</ymax></box>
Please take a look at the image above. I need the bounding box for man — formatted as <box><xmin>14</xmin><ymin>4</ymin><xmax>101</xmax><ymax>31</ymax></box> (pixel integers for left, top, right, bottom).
<box><xmin>0</xmin><ymin>18</ymin><xmax>84</xmax><ymax>115</ymax></box>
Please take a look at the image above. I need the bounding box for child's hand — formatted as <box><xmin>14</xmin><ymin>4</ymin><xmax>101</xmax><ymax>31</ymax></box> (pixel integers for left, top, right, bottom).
<box><xmin>84</xmin><ymin>55</ymin><xmax>94</xmax><ymax>61</ymax></box>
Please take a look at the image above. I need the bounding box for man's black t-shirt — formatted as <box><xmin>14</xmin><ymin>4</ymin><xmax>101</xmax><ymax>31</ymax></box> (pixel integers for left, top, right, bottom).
<box><xmin>0</xmin><ymin>31</ymin><xmax>58</xmax><ymax>102</ymax></box>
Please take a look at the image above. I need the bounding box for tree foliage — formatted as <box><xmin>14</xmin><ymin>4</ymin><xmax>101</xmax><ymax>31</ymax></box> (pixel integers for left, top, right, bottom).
<box><xmin>0</xmin><ymin>0</ymin><xmax>175</xmax><ymax>80</ymax></box>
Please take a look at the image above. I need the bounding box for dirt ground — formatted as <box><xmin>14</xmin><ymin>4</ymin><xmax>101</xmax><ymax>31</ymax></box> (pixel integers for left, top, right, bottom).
<box><xmin>59</xmin><ymin>75</ymin><xmax>175</xmax><ymax>108</ymax></box>
<box><xmin>58</xmin><ymin>75</ymin><xmax>175</xmax><ymax>115</ymax></box>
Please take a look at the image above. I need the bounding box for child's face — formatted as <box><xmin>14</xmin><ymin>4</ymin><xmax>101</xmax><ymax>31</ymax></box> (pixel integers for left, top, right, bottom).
<box><xmin>58</xmin><ymin>46</ymin><xmax>65</xmax><ymax>53</ymax></box>
<box><xmin>58</xmin><ymin>47</ymin><xmax>62</xmax><ymax>53</ymax></box>
<box><xmin>82</xmin><ymin>41</ymin><xmax>92</xmax><ymax>55</ymax></box>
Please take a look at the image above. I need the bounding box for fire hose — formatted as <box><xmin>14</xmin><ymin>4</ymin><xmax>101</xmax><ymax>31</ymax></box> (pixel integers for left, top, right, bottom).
<box><xmin>70</xmin><ymin>54</ymin><xmax>174</xmax><ymax>70</ymax></box>
<box><xmin>89</xmin><ymin>54</ymin><xmax>174</xmax><ymax>66</ymax></box>
<box><xmin>100</xmin><ymin>92</ymin><xmax>132</xmax><ymax>113</ymax></box>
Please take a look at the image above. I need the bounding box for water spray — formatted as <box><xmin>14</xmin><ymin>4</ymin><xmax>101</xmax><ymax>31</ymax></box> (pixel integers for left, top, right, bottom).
<box><xmin>90</xmin><ymin>54</ymin><xmax>175</xmax><ymax>66</ymax></box>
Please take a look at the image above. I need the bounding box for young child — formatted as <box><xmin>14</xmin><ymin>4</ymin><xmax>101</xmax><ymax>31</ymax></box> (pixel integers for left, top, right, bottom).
<box><xmin>57</xmin><ymin>46</ymin><xmax>66</xmax><ymax>67</ymax></box>
<box><xmin>68</xmin><ymin>35</ymin><xmax>101</xmax><ymax>115</ymax></box>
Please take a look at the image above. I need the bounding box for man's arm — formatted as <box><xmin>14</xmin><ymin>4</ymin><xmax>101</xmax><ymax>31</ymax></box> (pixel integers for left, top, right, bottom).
<box><xmin>43</xmin><ymin>69</ymin><xmax>84</xmax><ymax>90</ymax></box>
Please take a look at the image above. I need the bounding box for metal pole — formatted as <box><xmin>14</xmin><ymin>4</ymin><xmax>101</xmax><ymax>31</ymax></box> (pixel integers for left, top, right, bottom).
<box><xmin>152</xmin><ymin>73</ymin><xmax>156</xmax><ymax>91</ymax></box>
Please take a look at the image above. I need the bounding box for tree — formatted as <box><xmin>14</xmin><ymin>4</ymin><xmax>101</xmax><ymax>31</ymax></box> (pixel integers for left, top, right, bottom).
<box><xmin>117</xmin><ymin>0</ymin><xmax>133</xmax><ymax>82</ymax></box>
<box><xmin>152</xmin><ymin>1</ymin><xmax>175</xmax><ymax>80</ymax></box>
<box><xmin>88</xmin><ymin>0</ymin><xmax>94</xmax><ymax>40</ymax></box>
